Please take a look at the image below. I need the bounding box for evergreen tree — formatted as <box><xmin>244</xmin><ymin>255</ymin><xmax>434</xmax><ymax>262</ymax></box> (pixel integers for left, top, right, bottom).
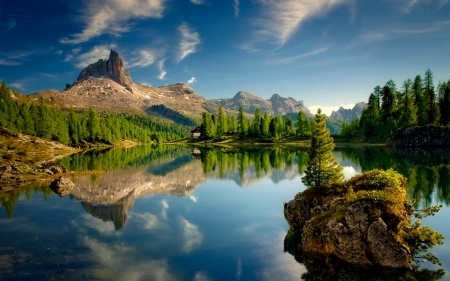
<box><xmin>284</xmin><ymin>115</ymin><xmax>294</xmax><ymax>135</ymax></box>
<box><xmin>373</xmin><ymin>85</ymin><xmax>382</xmax><ymax>109</ymax></box>
<box><xmin>251</xmin><ymin>108</ymin><xmax>262</xmax><ymax>136</ymax></box>
<box><xmin>296</xmin><ymin>111</ymin><xmax>307</xmax><ymax>136</ymax></box>
<box><xmin>201</xmin><ymin>112</ymin><xmax>215</xmax><ymax>138</ymax></box>
<box><xmin>399</xmin><ymin>78</ymin><xmax>417</xmax><ymax>128</ymax></box>
<box><xmin>381</xmin><ymin>81</ymin><xmax>397</xmax><ymax>124</ymax></box>
<box><xmin>302</xmin><ymin>108</ymin><xmax>344</xmax><ymax>188</ymax></box>
<box><xmin>424</xmin><ymin>69</ymin><xmax>440</xmax><ymax>124</ymax></box>
<box><xmin>261</xmin><ymin>112</ymin><xmax>270</xmax><ymax>137</ymax></box>
<box><xmin>87</xmin><ymin>107</ymin><xmax>100</xmax><ymax>141</ymax></box>
<box><xmin>217</xmin><ymin>106</ymin><xmax>225</xmax><ymax>138</ymax></box>
<box><xmin>230</xmin><ymin>115</ymin><xmax>237</xmax><ymax>133</ymax></box>
<box><xmin>237</xmin><ymin>106</ymin><xmax>247</xmax><ymax>134</ymax></box>
<box><xmin>413</xmin><ymin>75</ymin><xmax>426</xmax><ymax>125</ymax></box>
<box><xmin>439</xmin><ymin>82</ymin><xmax>450</xmax><ymax>125</ymax></box>
<box><xmin>360</xmin><ymin>93</ymin><xmax>380</xmax><ymax>138</ymax></box>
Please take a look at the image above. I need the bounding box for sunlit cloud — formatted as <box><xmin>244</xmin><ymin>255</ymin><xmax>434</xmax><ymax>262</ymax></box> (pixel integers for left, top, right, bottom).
<box><xmin>180</xmin><ymin>217</ymin><xmax>203</xmax><ymax>253</ymax></box>
<box><xmin>60</xmin><ymin>0</ymin><xmax>166</xmax><ymax>44</ymax></box>
<box><xmin>191</xmin><ymin>0</ymin><xmax>205</xmax><ymax>4</ymax></box>
<box><xmin>157</xmin><ymin>59</ymin><xmax>167</xmax><ymax>80</ymax></box>
<box><xmin>342</xmin><ymin>165</ymin><xmax>358</xmax><ymax>179</ymax></box>
<box><xmin>189</xmin><ymin>196</ymin><xmax>197</xmax><ymax>202</ymax></box>
<box><xmin>267</xmin><ymin>46</ymin><xmax>330</xmax><ymax>64</ymax></box>
<box><xmin>187</xmin><ymin>77</ymin><xmax>197</xmax><ymax>84</ymax></box>
<box><xmin>394</xmin><ymin>0</ymin><xmax>449</xmax><ymax>13</ymax></box>
<box><xmin>177</xmin><ymin>22</ymin><xmax>201</xmax><ymax>62</ymax></box>
<box><xmin>75</xmin><ymin>44</ymin><xmax>115</xmax><ymax>68</ymax></box>
<box><xmin>245</xmin><ymin>0</ymin><xmax>350</xmax><ymax>50</ymax></box>
<box><xmin>309</xmin><ymin>103</ymin><xmax>355</xmax><ymax>116</ymax></box>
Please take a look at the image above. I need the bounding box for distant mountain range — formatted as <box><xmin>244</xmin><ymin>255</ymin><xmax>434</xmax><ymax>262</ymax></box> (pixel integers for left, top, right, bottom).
<box><xmin>22</xmin><ymin>50</ymin><xmax>364</xmax><ymax>126</ymax></box>
<box><xmin>330</xmin><ymin>102</ymin><xmax>367</xmax><ymax>123</ymax></box>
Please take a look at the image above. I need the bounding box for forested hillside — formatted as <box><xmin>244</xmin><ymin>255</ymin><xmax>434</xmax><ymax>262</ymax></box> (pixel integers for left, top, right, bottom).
<box><xmin>359</xmin><ymin>69</ymin><xmax>450</xmax><ymax>141</ymax></box>
<box><xmin>0</xmin><ymin>82</ymin><xmax>190</xmax><ymax>145</ymax></box>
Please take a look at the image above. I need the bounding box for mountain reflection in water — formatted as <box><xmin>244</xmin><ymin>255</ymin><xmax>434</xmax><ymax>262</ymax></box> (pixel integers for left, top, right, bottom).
<box><xmin>0</xmin><ymin>145</ymin><xmax>449</xmax><ymax>280</ymax></box>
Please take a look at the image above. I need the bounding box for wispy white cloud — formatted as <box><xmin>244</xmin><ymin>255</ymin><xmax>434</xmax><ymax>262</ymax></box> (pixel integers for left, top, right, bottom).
<box><xmin>60</xmin><ymin>0</ymin><xmax>166</xmax><ymax>44</ymax></box>
<box><xmin>180</xmin><ymin>217</ymin><xmax>203</xmax><ymax>253</ymax></box>
<box><xmin>64</xmin><ymin>47</ymin><xmax>82</xmax><ymax>62</ymax></box>
<box><xmin>355</xmin><ymin>20</ymin><xmax>450</xmax><ymax>45</ymax></box>
<box><xmin>189</xmin><ymin>196</ymin><xmax>197</xmax><ymax>202</ymax></box>
<box><xmin>191</xmin><ymin>0</ymin><xmax>205</xmax><ymax>4</ymax></box>
<box><xmin>309</xmin><ymin>103</ymin><xmax>355</xmax><ymax>116</ymax></box>
<box><xmin>0</xmin><ymin>50</ymin><xmax>33</xmax><ymax>66</ymax></box>
<box><xmin>9</xmin><ymin>82</ymin><xmax>26</xmax><ymax>91</ymax></box>
<box><xmin>245</xmin><ymin>0</ymin><xmax>350</xmax><ymax>50</ymax></box>
<box><xmin>128</xmin><ymin>50</ymin><xmax>159</xmax><ymax>68</ymax></box>
<box><xmin>394</xmin><ymin>0</ymin><xmax>449</xmax><ymax>13</ymax></box>
<box><xmin>132</xmin><ymin>212</ymin><xmax>159</xmax><ymax>230</ymax></box>
<box><xmin>177</xmin><ymin>22</ymin><xmax>201</xmax><ymax>62</ymax></box>
<box><xmin>161</xmin><ymin>200</ymin><xmax>169</xmax><ymax>219</ymax></box>
<box><xmin>75</xmin><ymin>44</ymin><xmax>115</xmax><ymax>68</ymax></box>
<box><xmin>39</xmin><ymin>73</ymin><xmax>58</xmax><ymax>79</ymax></box>
<box><xmin>187</xmin><ymin>77</ymin><xmax>197</xmax><ymax>84</ymax></box>
<box><xmin>157</xmin><ymin>59</ymin><xmax>167</xmax><ymax>80</ymax></box>
<box><xmin>267</xmin><ymin>46</ymin><xmax>330</xmax><ymax>64</ymax></box>
<box><xmin>234</xmin><ymin>0</ymin><xmax>240</xmax><ymax>17</ymax></box>
<box><xmin>7</xmin><ymin>19</ymin><xmax>17</xmax><ymax>32</ymax></box>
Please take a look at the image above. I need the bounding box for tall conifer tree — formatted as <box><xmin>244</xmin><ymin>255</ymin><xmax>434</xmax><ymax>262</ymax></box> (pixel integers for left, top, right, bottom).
<box><xmin>302</xmin><ymin>108</ymin><xmax>344</xmax><ymax>188</ymax></box>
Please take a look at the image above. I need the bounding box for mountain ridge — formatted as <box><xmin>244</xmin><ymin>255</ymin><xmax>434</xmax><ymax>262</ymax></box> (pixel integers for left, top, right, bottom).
<box><xmin>24</xmin><ymin>50</ymin><xmax>360</xmax><ymax>126</ymax></box>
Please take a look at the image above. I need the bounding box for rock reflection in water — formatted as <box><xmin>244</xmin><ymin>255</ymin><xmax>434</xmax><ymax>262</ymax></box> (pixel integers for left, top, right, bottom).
<box><xmin>70</xmin><ymin>159</ymin><xmax>206</xmax><ymax>230</ymax></box>
<box><xmin>283</xmin><ymin>231</ymin><xmax>445</xmax><ymax>281</ymax></box>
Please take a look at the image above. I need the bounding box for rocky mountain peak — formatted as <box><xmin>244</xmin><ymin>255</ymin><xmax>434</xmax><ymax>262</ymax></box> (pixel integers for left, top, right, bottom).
<box><xmin>77</xmin><ymin>50</ymin><xmax>133</xmax><ymax>92</ymax></box>
<box><xmin>330</xmin><ymin>102</ymin><xmax>367</xmax><ymax>122</ymax></box>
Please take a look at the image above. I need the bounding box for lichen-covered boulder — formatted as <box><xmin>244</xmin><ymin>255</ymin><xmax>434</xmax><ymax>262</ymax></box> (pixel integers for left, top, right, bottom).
<box><xmin>283</xmin><ymin>169</ymin><xmax>419</xmax><ymax>269</ymax></box>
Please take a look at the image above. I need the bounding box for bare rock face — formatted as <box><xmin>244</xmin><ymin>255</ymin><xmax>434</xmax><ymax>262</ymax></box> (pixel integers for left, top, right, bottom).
<box><xmin>49</xmin><ymin>176</ymin><xmax>75</xmax><ymax>197</ymax></box>
<box><xmin>77</xmin><ymin>50</ymin><xmax>133</xmax><ymax>92</ymax></box>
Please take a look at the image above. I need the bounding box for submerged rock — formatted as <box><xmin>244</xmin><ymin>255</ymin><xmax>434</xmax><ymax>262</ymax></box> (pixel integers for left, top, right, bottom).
<box><xmin>284</xmin><ymin>170</ymin><xmax>417</xmax><ymax>270</ymax></box>
<box><xmin>49</xmin><ymin>176</ymin><xmax>75</xmax><ymax>197</ymax></box>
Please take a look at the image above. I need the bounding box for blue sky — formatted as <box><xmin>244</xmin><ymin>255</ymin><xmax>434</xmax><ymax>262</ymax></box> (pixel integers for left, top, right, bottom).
<box><xmin>1</xmin><ymin>0</ymin><xmax>450</xmax><ymax>115</ymax></box>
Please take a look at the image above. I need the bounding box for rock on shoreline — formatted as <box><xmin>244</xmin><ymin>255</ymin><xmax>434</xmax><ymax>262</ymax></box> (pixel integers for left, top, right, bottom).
<box><xmin>386</xmin><ymin>125</ymin><xmax>450</xmax><ymax>148</ymax></box>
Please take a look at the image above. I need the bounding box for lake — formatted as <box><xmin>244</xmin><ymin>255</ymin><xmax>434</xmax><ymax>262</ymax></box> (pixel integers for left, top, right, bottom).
<box><xmin>0</xmin><ymin>145</ymin><xmax>449</xmax><ymax>280</ymax></box>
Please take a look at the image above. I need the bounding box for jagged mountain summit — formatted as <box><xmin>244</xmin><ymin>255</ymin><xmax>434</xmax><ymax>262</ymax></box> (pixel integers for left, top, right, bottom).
<box><xmin>205</xmin><ymin>91</ymin><xmax>312</xmax><ymax>116</ymax></box>
<box><xmin>330</xmin><ymin>102</ymin><xmax>366</xmax><ymax>122</ymax></box>
<box><xmin>76</xmin><ymin>50</ymin><xmax>133</xmax><ymax>92</ymax></box>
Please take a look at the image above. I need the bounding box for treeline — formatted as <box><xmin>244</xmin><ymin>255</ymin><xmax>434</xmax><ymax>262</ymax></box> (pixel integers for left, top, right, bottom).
<box><xmin>0</xmin><ymin>81</ymin><xmax>190</xmax><ymax>145</ymax></box>
<box><xmin>359</xmin><ymin>69</ymin><xmax>450</xmax><ymax>140</ymax></box>
<box><xmin>199</xmin><ymin>147</ymin><xmax>307</xmax><ymax>180</ymax></box>
<box><xmin>201</xmin><ymin>106</ymin><xmax>313</xmax><ymax>140</ymax></box>
<box><xmin>61</xmin><ymin>145</ymin><xmax>191</xmax><ymax>172</ymax></box>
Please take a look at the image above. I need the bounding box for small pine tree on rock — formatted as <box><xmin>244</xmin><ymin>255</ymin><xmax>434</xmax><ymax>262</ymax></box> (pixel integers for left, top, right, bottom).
<box><xmin>302</xmin><ymin>108</ymin><xmax>344</xmax><ymax>188</ymax></box>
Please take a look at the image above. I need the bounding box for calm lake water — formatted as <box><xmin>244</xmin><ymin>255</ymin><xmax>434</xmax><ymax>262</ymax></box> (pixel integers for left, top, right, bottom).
<box><xmin>1</xmin><ymin>145</ymin><xmax>450</xmax><ymax>280</ymax></box>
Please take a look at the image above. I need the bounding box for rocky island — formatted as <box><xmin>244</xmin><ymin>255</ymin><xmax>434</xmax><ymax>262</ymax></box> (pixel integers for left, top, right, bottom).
<box><xmin>283</xmin><ymin>169</ymin><xmax>444</xmax><ymax>275</ymax></box>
